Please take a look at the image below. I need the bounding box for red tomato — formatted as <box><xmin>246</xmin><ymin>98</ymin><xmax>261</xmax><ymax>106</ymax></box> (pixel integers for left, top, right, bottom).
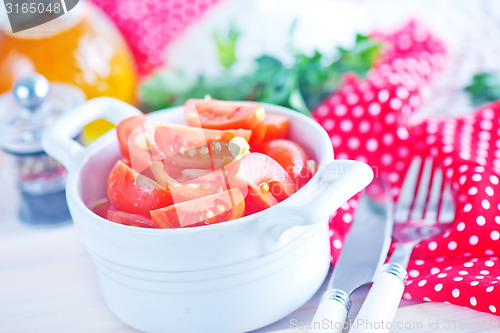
<box><xmin>155</xmin><ymin>122</ymin><xmax>251</xmax><ymax>175</ymax></box>
<box><xmin>137</xmin><ymin>161</ymin><xmax>231</xmax><ymax>205</ymax></box>
<box><xmin>184</xmin><ymin>98</ymin><xmax>266</xmax><ymax>145</ymax></box>
<box><xmin>116</xmin><ymin>115</ymin><xmax>145</xmax><ymax>161</ymax></box>
<box><xmin>150</xmin><ymin>188</ymin><xmax>245</xmax><ymax>228</ymax></box>
<box><xmin>116</xmin><ymin>115</ymin><xmax>165</xmax><ymax>175</ymax></box>
<box><xmin>91</xmin><ymin>199</ymin><xmax>112</xmax><ymax>219</ymax></box>
<box><xmin>107</xmin><ymin>210</ymin><xmax>157</xmax><ymax>228</ymax></box>
<box><xmin>226</xmin><ymin>153</ymin><xmax>296</xmax><ymax>214</ymax></box>
<box><xmin>107</xmin><ymin>160</ymin><xmax>173</xmax><ymax>217</ymax></box>
<box><xmin>168</xmin><ymin>169</ymin><xmax>230</xmax><ymax>203</ymax></box>
<box><xmin>253</xmin><ymin>139</ymin><xmax>315</xmax><ymax>189</ymax></box>
<box><xmin>262</xmin><ymin>114</ymin><xmax>289</xmax><ymax>141</ymax></box>
<box><xmin>103</xmin><ymin>104</ymin><xmax>312</xmax><ymax>229</ymax></box>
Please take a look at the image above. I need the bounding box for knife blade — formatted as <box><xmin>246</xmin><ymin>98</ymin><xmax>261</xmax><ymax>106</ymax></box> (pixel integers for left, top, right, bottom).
<box><xmin>308</xmin><ymin>178</ymin><xmax>393</xmax><ymax>333</ymax></box>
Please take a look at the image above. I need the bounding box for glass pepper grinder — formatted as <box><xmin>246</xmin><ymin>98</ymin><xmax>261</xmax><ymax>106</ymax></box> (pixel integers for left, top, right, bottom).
<box><xmin>0</xmin><ymin>74</ymin><xmax>85</xmax><ymax>225</ymax></box>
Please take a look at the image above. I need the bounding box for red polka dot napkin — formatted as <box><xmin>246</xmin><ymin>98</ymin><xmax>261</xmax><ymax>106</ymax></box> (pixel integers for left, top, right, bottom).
<box><xmin>89</xmin><ymin>0</ymin><xmax>220</xmax><ymax>75</ymax></box>
<box><xmin>313</xmin><ymin>20</ymin><xmax>500</xmax><ymax>316</ymax></box>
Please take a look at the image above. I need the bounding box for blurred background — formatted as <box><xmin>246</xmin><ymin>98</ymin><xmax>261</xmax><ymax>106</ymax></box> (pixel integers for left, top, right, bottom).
<box><xmin>1</xmin><ymin>0</ymin><xmax>500</xmax><ymax>232</ymax></box>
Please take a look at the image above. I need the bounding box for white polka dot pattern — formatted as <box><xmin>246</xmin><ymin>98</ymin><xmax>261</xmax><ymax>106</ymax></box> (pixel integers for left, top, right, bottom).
<box><xmin>313</xmin><ymin>20</ymin><xmax>500</xmax><ymax>317</ymax></box>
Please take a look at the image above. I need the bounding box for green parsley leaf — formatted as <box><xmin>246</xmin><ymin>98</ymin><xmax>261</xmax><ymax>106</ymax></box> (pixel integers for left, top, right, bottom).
<box><xmin>214</xmin><ymin>23</ymin><xmax>240</xmax><ymax>70</ymax></box>
<box><xmin>139</xmin><ymin>25</ymin><xmax>382</xmax><ymax>115</ymax></box>
<box><xmin>139</xmin><ymin>69</ymin><xmax>196</xmax><ymax>111</ymax></box>
<box><xmin>465</xmin><ymin>72</ymin><xmax>500</xmax><ymax>106</ymax></box>
<box><xmin>331</xmin><ymin>34</ymin><xmax>382</xmax><ymax>78</ymax></box>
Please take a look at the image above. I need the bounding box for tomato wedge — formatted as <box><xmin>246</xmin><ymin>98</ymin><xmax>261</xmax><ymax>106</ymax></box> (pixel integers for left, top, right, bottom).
<box><xmin>116</xmin><ymin>115</ymin><xmax>165</xmax><ymax>176</ymax></box>
<box><xmin>155</xmin><ymin>122</ymin><xmax>251</xmax><ymax>176</ymax></box>
<box><xmin>92</xmin><ymin>199</ymin><xmax>112</xmax><ymax>219</ymax></box>
<box><xmin>99</xmin><ymin>101</ymin><xmax>319</xmax><ymax>229</ymax></box>
<box><xmin>107</xmin><ymin>210</ymin><xmax>157</xmax><ymax>228</ymax></box>
<box><xmin>155</xmin><ymin>122</ymin><xmax>252</xmax><ymax>150</ymax></box>
<box><xmin>116</xmin><ymin>115</ymin><xmax>145</xmax><ymax>161</ymax></box>
<box><xmin>168</xmin><ymin>169</ymin><xmax>230</xmax><ymax>203</ymax></box>
<box><xmin>226</xmin><ymin>153</ymin><xmax>296</xmax><ymax>214</ymax></box>
<box><xmin>107</xmin><ymin>160</ymin><xmax>173</xmax><ymax>217</ymax></box>
<box><xmin>137</xmin><ymin>161</ymin><xmax>232</xmax><ymax>206</ymax></box>
<box><xmin>184</xmin><ymin>98</ymin><xmax>266</xmax><ymax>145</ymax></box>
<box><xmin>262</xmin><ymin>114</ymin><xmax>289</xmax><ymax>141</ymax></box>
<box><xmin>253</xmin><ymin>139</ymin><xmax>316</xmax><ymax>188</ymax></box>
<box><xmin>150</xmin><ymin>188</ymin><xmax>245</xmax><ymax>228</ymax></box>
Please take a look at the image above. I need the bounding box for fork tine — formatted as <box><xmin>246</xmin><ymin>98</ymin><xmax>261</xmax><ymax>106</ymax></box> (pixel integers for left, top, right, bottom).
<box><xmin>439</xmin><ymin>179</ymin><xmax>456</xmax><ymax>223</ymax></box>
<box><xmin>395</xmin><ymin>156</ymin><xmax>422</xmax><ymax>223</ymax></box>
<box><xmin>409</xmin><ymin>157</ymin><xmax>433</xmax><ymax>222</ymax></box>
<box><xmin>424</xmin><ymin>166</ymin><xmax>443</xmax><ymax>223</ymax></box>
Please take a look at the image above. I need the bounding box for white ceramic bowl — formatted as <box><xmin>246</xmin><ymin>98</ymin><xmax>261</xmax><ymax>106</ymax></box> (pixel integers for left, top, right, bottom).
<box><xmin>42</xmin><ymin>97</ymin><xmax>373</xmax><ymax>333</ymax></box>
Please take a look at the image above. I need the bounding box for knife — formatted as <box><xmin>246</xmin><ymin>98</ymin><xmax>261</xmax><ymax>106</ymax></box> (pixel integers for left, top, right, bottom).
<box><xmin>308</xmin><ymin>178</ymin><xmax>393</xmax><ymax>333</ymax></box>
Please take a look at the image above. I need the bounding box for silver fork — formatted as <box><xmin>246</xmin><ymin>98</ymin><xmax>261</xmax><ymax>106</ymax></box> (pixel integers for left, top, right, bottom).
<box><xmin>349</xmin><ymin>156</ymin><xmax>456</xmax><ymax>333</ymax></box>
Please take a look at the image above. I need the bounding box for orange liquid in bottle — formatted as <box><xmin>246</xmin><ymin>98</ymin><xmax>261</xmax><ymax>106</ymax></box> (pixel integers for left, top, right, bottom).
<box><xmin>0</xmin><ymin>2</ymin><xmax>137</xmax><ymax>104</ymax></box>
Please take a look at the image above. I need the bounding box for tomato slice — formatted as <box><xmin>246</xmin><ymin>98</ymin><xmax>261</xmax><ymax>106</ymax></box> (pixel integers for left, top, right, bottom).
<box><xmin>184</xmin><ymin>98</ymin><xmax>266</xmax><ymax>145</ymax></box>
<box><xmin>107</xmin><ymin>210</ymin><xmax>157</xmax><ymax>228</ymax></box>
<box><xmin>253</xmin><ymin>139</ymin><xmax>316</xmax><ymax>188</ymax></box>
<box><xmin>116</xmin><ymin>115</ymin><xmax>165</xmax><ymax>177</ymax></box>
<box><xmin>226</xmin><ymin>153</ymin><xmax>296</xmax><ymax>214</ymax></box>
<box><xmin>168</xmin><ymin>169</ymin><xmax>230</xmax><ymax>203</ymax></box>
<box><xmin>150</xmin><ymin>188</ymin><xmax>245</xmax><ymax>228</ymax></box>
<box><xmin>138</xmin><ymin>160</ymin><xmax>232</xmax><ymax>205</ymax></box>
<box><xmin>155</xmin><ymin>122</ymin><xmax>251</xmax><ymax>176</ymax></box>
<box><xmin>262</xmin><ymin>114</ymin><xmax>289</xmax><ymax>141</ymax></box>
<box><xmin>116</xmin><ymin>115</ymin><xmax>146</xmax><ymax>161</ymax></box>
<box><xmin>107</xmin><ymin>161</ymin><xmax>173</xmax><ymax>217</ymax></box>
<box><xmin>91</xmin><ymin>199</ymin><xmax>112</xmax><ymax>219</ymax></box>
<box><xmin>155</xmin><ymin>122</ymin><xmax>252</xmax><ymax>150</ymax></box>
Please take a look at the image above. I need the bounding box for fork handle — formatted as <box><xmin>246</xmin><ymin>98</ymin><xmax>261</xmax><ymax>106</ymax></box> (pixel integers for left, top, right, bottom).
<box><xmin>348</xmin><ymin>263</ymin><xmax>407</xmax><ymax>333</ymax></box>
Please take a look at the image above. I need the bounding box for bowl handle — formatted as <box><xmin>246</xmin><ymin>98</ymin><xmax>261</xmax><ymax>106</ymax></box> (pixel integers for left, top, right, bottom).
<box><xmin>42</xmin><ymin>97</ymin><xmax>142</xmax><ymax>170</ymax></box>
<box><xmin>259</xmin><ymin>159</ymin><xmax>374</xmax><ymax>237</ymax></box>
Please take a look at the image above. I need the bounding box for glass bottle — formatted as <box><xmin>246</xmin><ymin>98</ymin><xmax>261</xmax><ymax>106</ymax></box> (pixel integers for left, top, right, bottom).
<box><xmin>0</xmin><ymin>74</ymin><xmax>85</xmax><ymax>224</ymax></box>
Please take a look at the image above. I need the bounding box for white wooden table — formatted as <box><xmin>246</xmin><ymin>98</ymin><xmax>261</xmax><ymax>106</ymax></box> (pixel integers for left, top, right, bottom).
<box><xmin>1</xmin><ymin>223</ymin><xmax>499</xmax><ymax>333</ymax></box>
<box><xmin>0</xmin><ymin>153</ymin><xmax>498</xmax><ymax>333</ymax></box>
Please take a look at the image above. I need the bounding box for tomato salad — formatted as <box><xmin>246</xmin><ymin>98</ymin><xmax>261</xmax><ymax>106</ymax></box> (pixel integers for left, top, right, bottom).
<box><xmin>93</xmin><ymin>98</ymin><xmax>318</xmax><ymax>228</ymax></box>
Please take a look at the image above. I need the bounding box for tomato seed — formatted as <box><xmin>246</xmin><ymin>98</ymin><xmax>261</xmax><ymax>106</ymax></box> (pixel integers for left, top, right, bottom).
<box><xmin>259</xmin><ymin>182</ymin><xmax>270</xmax><ymax>192</ymax></box>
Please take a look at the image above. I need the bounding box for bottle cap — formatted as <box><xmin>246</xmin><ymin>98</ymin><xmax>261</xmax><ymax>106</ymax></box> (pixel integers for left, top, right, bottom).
<box><xmin>0</xmin><ymin>73</ymin><xmax>85</xmax><ymax>154</ymax></box>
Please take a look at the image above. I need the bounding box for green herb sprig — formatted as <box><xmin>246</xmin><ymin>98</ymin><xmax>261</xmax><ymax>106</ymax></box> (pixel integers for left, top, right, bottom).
<box><xmin>465</xmin><ymin>72</ymin><xmax>500</xmax><ymax>106</ymax></box>
<box><xmin>139</xmin><ymin>24</ymin><xmax>382</xmax><ymax>115</ymax></box>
